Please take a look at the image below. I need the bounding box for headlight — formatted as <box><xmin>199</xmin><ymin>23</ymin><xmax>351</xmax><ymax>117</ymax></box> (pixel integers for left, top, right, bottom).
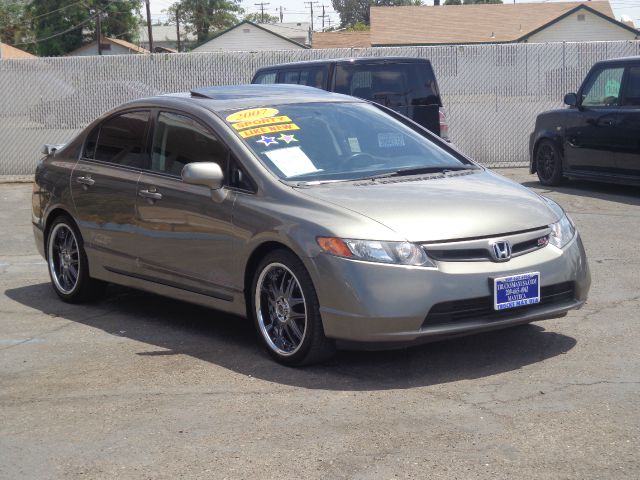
<box><xmin>541</xmin><ymin>196</ymin><xmax>576</xmax><ymax>249</ymax></box>
<box><xmin>549</xmin><ymin>214</ymin><xmax>576</xmax><ymax>249</ymax></box>
<box><xmin>317</xmin><ymin>237</ymin><xmax>436</xmax><ymax>267</ymax></box>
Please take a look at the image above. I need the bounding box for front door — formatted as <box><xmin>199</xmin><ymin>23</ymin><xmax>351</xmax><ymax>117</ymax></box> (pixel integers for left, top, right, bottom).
<box><xmin>616</xmin><ymin>65</ymin><xmax>640</xmax><ymax>177</ymax></box>
<box><xmin>134</xmin><ymin>111</ymin><xmax>237</xmax><ymax>301</ymax></box>
<box><xmin>564</xmin><ymin>66</ymin><xmax>624</xmax><ymax>173</ymax></box>
<box><xmin>70</xmin><ymin>110</ymin><xmax>150</xmax><ymax>274</ymax></box>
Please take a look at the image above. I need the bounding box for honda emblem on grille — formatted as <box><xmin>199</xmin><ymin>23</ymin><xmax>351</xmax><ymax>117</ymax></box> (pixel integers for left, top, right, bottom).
<box><xmin>491</xmin><ymin>240</ymin><xmax>512</xmax><ymax>261</ymax></box>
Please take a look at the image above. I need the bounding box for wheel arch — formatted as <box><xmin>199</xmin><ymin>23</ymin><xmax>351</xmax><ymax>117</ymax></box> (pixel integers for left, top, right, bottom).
<box><xmin>532</xmin><ymin>134</ymin><xmax>564</xmax><ymax>174</ymax></box>
<box><xmin>43</xmin><ymin>207</ymin><xmax>77</xmax><ymax>256</ymax></box>
<box><xmin>243</xmin><ymin>241</ymin><xmax>298</xmax><ymax>301</ymax></box>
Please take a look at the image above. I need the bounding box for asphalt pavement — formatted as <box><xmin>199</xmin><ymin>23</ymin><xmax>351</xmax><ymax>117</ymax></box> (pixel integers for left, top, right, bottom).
<box><xmin>1</xmin><ymin>169</ymin><xmax>638</xmax><ymax>479</ymax></box>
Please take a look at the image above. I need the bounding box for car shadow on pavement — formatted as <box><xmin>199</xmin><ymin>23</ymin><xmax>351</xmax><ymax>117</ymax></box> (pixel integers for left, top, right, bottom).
<box><xmin>521</xmin><ymin>179</ymin><xmax>640</xmax><ymax>206</ymax></box>
<box><xmin>6</xmin><ymin>282</ymin><xmax>577</xmax><ymax>391</ymax></box>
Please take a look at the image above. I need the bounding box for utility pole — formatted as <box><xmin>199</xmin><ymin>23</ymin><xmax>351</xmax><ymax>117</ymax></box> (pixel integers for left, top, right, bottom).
<box><xmin>254</xmin><ymin>2</ymin><xmax>270</xmax><ymax>23</ymax></box>
<box><xmin>279</xmin><ymin>6</ymin><xmax>283</xmax><ymax>23</ymax></box>
<box><xmin>317</xmin><ymin>4</ymin><xmax>329</xmax><ymax>32</ymax></box>
<box><xmin>304</xmin><ymin>1</ymin><xmax>319</xmax><ymax>31</ymax></box>
<box><xmin>176</xmin><ymin>6</ymin><xmax>181</xmax><ymax>52</ymax></box>
<box><xmin>97</xmin><ymin>8</ymin><xmax>102</xmax><ymax>55</ymax></box>
<box><xmin>145</xmin><ymin>0</ymin><xmax>154</xmax><ymax>53</ymax></box>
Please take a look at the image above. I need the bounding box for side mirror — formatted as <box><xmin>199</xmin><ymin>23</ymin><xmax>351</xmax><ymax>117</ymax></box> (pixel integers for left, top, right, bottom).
<box><xmin>181</xmin><ymin>162</ymin><xmax>224</xmax><ymax>190</ymax></box>
<box><xmin>564</xmin><ymin>93</ymin><xmax>578</xmax><ymax>107</ymax></box>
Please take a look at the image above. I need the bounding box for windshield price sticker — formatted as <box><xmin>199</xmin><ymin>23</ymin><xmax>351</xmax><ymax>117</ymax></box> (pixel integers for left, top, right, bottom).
<box><xmin>493</xmin><ymin>272</ymin><xmax>540</xmax><ymax>310</ymax></box>
<box><xmin>232</xmin><ymin>115</ymin><xmax>292</xmax><ymax>131</ymax></box>
<box><xmin>240</xmin><ymin>123</ymin><xmax>300</xmax><ymax>138</ymax></box>
<box><xmin>226</xmin><ymin>108</ymin><xmax>279</xmax><ymax>123</ymax></box>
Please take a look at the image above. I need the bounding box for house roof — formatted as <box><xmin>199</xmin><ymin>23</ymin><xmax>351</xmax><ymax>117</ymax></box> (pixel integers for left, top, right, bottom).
<box><xmin>108</xmin><ymin>37</ymin><xmax>149</xmax><ymax>54</ymax></box>
<box><xmin>370</xmin><ymin>2</ymin><xmax>638</xmax><ymax>46</ymax></box>
<box><xmin>0</xmin><ymin>43</ymin><xmax>36</xmax><ymax>59</ymax></box>
<box><xmin>138</xmin><ymin>25</ymin><xmax>197</xmax><ymax>43</ymax></box>
<box><xmin>260</xmin><ymin>22</ymin><xmax>311</xmax><ymax>43</ymax></box>
<box><xmin>193</xmin><ymin>21</ymin><xmax>309</xmax><ymax>51</ymax></box>
<box><xmin>312</xmin><ymin>31</ymin><xmax>371</xmax><ymax>49</ymax></box>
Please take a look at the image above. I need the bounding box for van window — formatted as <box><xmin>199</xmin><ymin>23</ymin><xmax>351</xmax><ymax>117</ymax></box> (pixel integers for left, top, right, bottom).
<box><xmin>334</xmin><ymin>62</ymin><xmax>440</xmax><ymax>107</ymax></box>
<box><xmin>254</xmin><ymin>71</ymin><xmax>277</xmax><ymax>84</ymax></box>
<box><xmin>279</xmin><ymin>67</ymin><xmax>327</xmax><ymax>89</ymax></box>
<box><xmin>622</xmin><ymin>66</ymin><xmax>640</xmax><ymax>106</ymax></box>
<box><xmin>581</xmin><ymin>67</ymin><xmax>624</xmax><ymax>107</ymax></box>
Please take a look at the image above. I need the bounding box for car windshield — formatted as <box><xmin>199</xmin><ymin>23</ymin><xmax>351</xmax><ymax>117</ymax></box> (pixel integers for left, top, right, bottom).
<box><xmin>221</xmin><ymin>102</ymin><xmax>475</xmax><ymax>183</ymax></box>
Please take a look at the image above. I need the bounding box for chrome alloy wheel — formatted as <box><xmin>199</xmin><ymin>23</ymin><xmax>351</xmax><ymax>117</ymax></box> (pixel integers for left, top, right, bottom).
<box><xmin>48</xmin><ymin>223</ymin><xmax>80</xmax><ymax>294</ymax></box>
<box><xmin>255</xmin><ymin>262</ymin><xmax>307</xmax><ymax>356</ymax></box>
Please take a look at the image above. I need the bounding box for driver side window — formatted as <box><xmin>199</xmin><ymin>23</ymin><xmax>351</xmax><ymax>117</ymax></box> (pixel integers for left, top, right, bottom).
<box><xmin>581</xmin><ymin>67</ymin><xmax>624</xmax><ymax>107</ymax></box>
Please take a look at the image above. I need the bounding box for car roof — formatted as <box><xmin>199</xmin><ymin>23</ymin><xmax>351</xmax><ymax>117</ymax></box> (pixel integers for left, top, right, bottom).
<box><xmin>123</xmin><ymin>84</ymin><xmax>364</xmax><ymax>114</ymax></box>
<box><xmin>254</xmin><ymin>56</ymin><xmax>431</xmax><ymax>72</ymax></box>
<box><xmin>593</xmin><ymin>55</ymin><xmax>640</xmax><ymax>66</ymax></box>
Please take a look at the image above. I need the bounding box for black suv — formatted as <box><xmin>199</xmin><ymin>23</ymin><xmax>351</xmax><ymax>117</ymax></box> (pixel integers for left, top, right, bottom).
<box><xmin>252</xmin><ymin>57</ymin><xmax>448</xmax><ymax>140</ymax></box>
<box><xmin>530</xmin><ymin>56</ymin><xmax>640</xmax><ymax>186</ymax></box>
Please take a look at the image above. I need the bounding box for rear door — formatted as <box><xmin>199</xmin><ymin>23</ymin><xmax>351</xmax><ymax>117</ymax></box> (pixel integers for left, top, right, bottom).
<box><xmin>333</xmin><ymin>61</ymin><xmax>442</xmax><ymax>135</ymax></box>
<box><xmin>564</xmin><ymin>65</ymin><xmax>624</xmax><ymax>173</ymax></box>
<box><xmin>134</xmin><ymin>110</ymin><xmax>237</xmax><ymax>300</ymax></box>
<box><xmin>616</xmin><ymin>65</ymin><xmax>640</xmax><ymax>177</ymax></box>
<box><xmin>70</xmin><ymin>110</ymin><xmax>150</xmax><ymax>274</ymax></box>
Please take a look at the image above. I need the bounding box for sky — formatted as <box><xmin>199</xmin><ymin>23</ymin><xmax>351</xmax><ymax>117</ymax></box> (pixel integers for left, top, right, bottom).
<box><xmin>148</xmin><ymin>0</ymin><xmax>640</xmax><ymax>29</ymax></box>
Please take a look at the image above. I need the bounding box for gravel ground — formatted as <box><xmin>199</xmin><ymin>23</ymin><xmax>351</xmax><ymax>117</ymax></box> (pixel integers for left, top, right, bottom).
<box><xmin>1</xmin><ymin>168</ymin><xmax>638</xmax><ymax>479</ymax></box>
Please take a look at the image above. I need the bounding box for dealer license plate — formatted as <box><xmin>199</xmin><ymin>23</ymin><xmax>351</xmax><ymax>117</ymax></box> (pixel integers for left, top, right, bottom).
<box><xmin>493</xmin><ymin>272</ymin><xmax>540</xmax><ymax>311</ymax></box>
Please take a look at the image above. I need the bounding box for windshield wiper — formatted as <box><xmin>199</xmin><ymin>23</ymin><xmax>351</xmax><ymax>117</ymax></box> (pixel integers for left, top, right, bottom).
<box><xmin>356</xmin><ymin>165</ymin><xmax>474</xmax><ymax>182</ymax></box>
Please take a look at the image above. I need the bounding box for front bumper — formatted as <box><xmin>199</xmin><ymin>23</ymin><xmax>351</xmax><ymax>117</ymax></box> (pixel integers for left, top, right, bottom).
<box><xmin>305</xmin><ymin>233</ymin><xmax>590</xmax><ymax>344</ymax></box>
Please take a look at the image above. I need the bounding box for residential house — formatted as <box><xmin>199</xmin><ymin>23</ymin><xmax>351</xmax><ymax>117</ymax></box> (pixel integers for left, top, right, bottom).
<box><xmin>369</xmin><ymin>2</ymin><xmax>638</xmax><ymax>46</ymax></box>
<box><xmin>138</xmin><ymin>25</ymin><xmax>197</xmax><ymax>52</ymax></box>
<box><xmin>0</xmin><ymin>43</ymin><xmax>36</xmax><ymax>59</ymax></box>
<box><xmin>312</xmin><ymin>31</ymin><xmax>371</xmax><ymax>49</ymax></box>
<box><xmin>67</xmin><ymin>37</ymin><xmax>149</xmax><ymax>56</ymax></box>
<box><xmin>192</xmin><ymin>21</ymin><xmax>309</xmax><ymax>52</ymax></box>
<box><xmin>260</xmin><ymin>22</ymin><xmax>311</xmax><ymax>46</ymax></box>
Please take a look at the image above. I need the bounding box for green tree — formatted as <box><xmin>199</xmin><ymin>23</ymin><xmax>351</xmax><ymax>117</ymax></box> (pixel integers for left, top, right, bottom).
<box><xmin>331</xmin><ymin>0</ymin><xmax>422</xmax><ymax>28</ymax></box>
<box><xmin>166</xmin><ymin>0</ymin><xmax>242</xmax><ymax>45</ymax></box>
<box><xmin>243</xmin><ymin>11</ymin><xmax>279</xmax><ymax>24</ymax></box>
<box><xmin>444</xmin><ymin>0</ymin><xmax>462</xmax><ymax>5</ymax></box>
<box><xmin>462</xmin><ymin>0</ymin><xmax>502</xmax><ymax>3</ymax></box>
<box><xmin>346</xmin><ymin>21</ymin><xmax>369</xmax><ymax>31</ymax></box>
<box><xmin>25</xmin><ymin>0</ymin><xmax>142</xmax><ymax>56</ymax></box>
<box><xmin>0</xmin><ymin>0</ymin><xmax>30</xmax><ymax>45</ymax></box>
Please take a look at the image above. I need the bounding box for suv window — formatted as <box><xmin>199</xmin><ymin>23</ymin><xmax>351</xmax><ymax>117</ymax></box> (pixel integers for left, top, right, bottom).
<box><xmin>581</xmin><ymin>67</ymin><xmax>625</xmax><ymax>107</ymax></box>
<box><xmin>151</xmin><ymin>112</ymin><xmax>227</xmax><ymax>176</ymax></box>
<box><xmin>254</xmin><ymin>71</ymin><xmax>277</xmax><ymax>84</ymax></box>
<box><xmin>279</xmin><ymin>67</ymin><xmax>327</xmax><ymax>89</ymax></box>
<box><xmin>94</xmin><ymin>111</ymin><xmax>150</xmax><ymax>167</ymax></box>
<box><xmin>334</xmin><ymin>62</ymin><xmax>440</xmax><ymax>107</ymax></box>
<box><xmin>622</xmin><ymin>66</ymin><xmax>640</xmax><ymax>106</ymax></box>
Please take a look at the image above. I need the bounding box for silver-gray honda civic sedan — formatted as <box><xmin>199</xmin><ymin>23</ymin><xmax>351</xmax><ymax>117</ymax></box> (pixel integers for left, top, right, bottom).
<box><xmin>32</xmin><ymin>85</ymin><xmax>590</xmax><ymax>365</ymax></box>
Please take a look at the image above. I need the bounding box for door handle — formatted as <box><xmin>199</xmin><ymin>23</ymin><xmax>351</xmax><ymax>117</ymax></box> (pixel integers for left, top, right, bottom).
<box><xmin>75</xmin><ymin>176</ymin><xmax>95</xmax><ymax>186</ymax></box>
<box><xmin>139</xmin><ymin>188</ymin><xmax>163</xmax><ymax>201</ymax></box>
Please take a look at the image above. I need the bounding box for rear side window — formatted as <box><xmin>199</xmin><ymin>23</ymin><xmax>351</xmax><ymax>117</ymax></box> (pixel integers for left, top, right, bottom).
<box><xmin>254</xmin><ymin>71</ymin><xmax>277</xmax><ymax>84</ymax></box>
<box><xmin>83</xmin><ymin>125</ymin><xmax>100</xmax><ymax>159</ymax></box>
<box><xmin>622</xmin><ymin>66</ymin><xmax>640</xmax><ymax>106</ymax></box>
<box><xmin>278</xmin><ymin>67</ymin><xmax>327</xmax><ymax>89</ymax></box>
<box><xmin>334</xmin><ymin>62</ymin><xmax>440</xmax><ymax>107</ymax></box>
<box><xmin>581</xmin><ymin>67</ymin><xmax>624</xmax><ymax>107</ymax></box>
<box><xmin>150</xmin><ymin>112</ymin><xmax>227</xmax><ymax>176</ymax></box>
<box><xmin>94</xmin><ymin>111</ymin><xmax>150</xmax><ymax>168</ymax></box>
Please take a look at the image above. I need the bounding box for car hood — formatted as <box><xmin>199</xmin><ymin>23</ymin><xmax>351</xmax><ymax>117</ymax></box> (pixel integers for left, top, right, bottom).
<box><xmin>296</xmin><ymin>170</ymin><xmax>559</xmax><ymax>242</ymax></box>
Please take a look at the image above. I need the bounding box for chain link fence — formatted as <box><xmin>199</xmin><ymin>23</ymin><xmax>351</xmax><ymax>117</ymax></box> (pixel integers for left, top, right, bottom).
<box><xmin>1</xmin><ymin>40</ymin><xmax>639</xmax><ymax>175</ymax></box>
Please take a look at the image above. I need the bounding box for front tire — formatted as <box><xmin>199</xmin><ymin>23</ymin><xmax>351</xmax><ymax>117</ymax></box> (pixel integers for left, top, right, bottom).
<box><xmin>251</xmin><ymin>250</ymin><xmax>335</xmax><ymax>366</ymax></box>
<box><xmin>535</xmin><ymin>140</ymin><xmax>565</xmax><ymax>186</ymax></box>
<box><xmin>46</xmin><ymin>215</ymin><xmax>105</xmax><ymax>303</ymax></box>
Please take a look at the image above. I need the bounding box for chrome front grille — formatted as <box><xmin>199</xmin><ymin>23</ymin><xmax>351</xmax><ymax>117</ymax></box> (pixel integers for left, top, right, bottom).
<box><xmin>422</xmin><ymin>227</ymin><xmax>551</xmax><ymax>262</ymax></box>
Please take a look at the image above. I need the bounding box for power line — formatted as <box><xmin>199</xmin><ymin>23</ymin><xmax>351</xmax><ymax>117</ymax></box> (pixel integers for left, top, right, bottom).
<box><xmin>11</xmin><ymin>15</ymin><xmax>96</xmax><ymax>46</ymax></box>
<box><xmin>2</xmin><ymin>1</ymin><xmax>85</xmax><ymax>28</ymax></box>
<box><xmin>254</xmin><ymin>2</ymin><xmax>270</xmax><ymax>22</ymax></box>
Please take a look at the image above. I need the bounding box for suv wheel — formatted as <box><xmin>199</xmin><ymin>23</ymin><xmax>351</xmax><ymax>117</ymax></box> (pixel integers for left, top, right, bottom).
<box><xmin>535</xmin><ymin>140</ymin><xmax>565</xmax><ymax>186</ymax></box>
<box><xmin>251</xmin><ymin>250</ymin><xmax>335</xmax><ymax>366</ymax></box>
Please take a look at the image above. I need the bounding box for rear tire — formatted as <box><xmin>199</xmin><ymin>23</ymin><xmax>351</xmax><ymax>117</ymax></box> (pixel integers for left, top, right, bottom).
<box><xmin>251</xmin><ymin>249</ymin><xmax>335</xmax><ymax>366</ymax></box>
<box><xmin>535</xmin><ymin>140</ymin><xmax>565</xmax><ymax>186</ymax></box>
<box><xmin>46</xmin><ymin>215</ymin><xmax>105</xmax><ymax>303</ymax></box>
